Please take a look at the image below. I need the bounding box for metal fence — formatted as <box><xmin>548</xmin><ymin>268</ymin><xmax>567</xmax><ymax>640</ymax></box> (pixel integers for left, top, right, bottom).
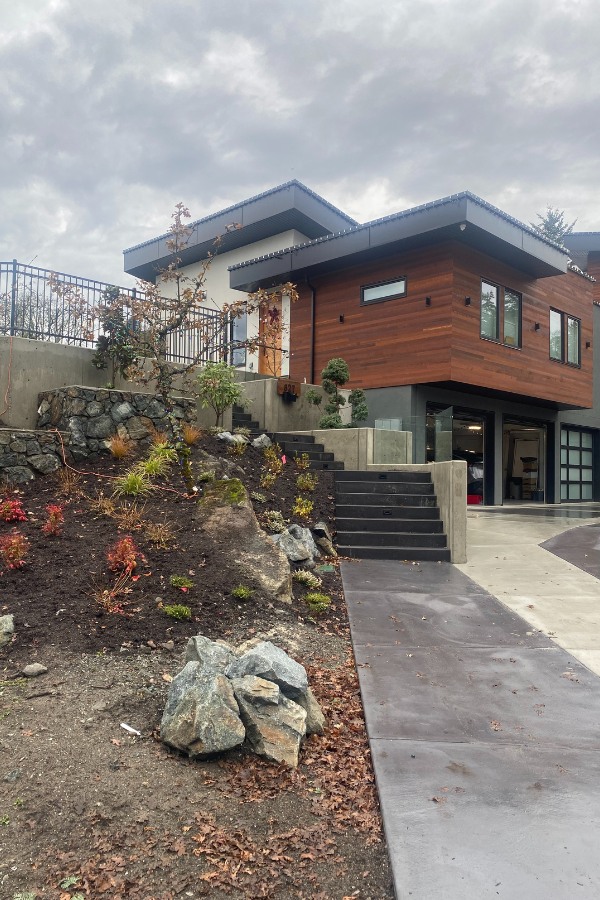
<box><xmin>0</xmin><ymin>260</ymin><xmax>233</xmax><ymax>365</ymax></box>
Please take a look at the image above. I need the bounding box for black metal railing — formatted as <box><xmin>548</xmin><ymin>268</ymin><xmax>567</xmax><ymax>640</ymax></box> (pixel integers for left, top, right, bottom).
<box><xmin>0</xmin><ymin>260</ymin><xmax>232</xmax><ymax>365</ymax></box>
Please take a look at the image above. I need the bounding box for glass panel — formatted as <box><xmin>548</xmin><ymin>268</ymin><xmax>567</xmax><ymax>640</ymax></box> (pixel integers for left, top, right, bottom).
<box><xmin>569</xmin><ymin>484</ymin><xmax>581</xmax><ymax>500</ymax></box>
<box><xmin>568</xmin><ymin>469</ymin><xmax>580</xmax><ymax>482</ymax></box>
<box><xmin>362</xmin><ymin>278</ymin><xmax>406</xmax><ymax>303</ymax></box>
<box><xmin>582</xmin><ymin>431</ymin><xmax>593</xmax><ymax>448</ymax></box>
<box><xmin>480</xmin><ymin>282</ymin><xmax>498</xmax><ymax>340</ymax></box>
<box><xmin>561</xmin><ymin>483</ymin><xmax>568</xmax><ymax>500</ymax></box>
<box><xmin>569</xmin><ymin>449</ymin><xmax>581</xmax><ymax>465</ymax></box>
<box><xmin>434</xmin><ymin>406</ymin><xmax>453</xmax><ymax>463</ymax></box>
<box><xmin>582</xmin><ymin>484</ymin><xmax>593</xmax><ymax>500</ymax></box>
<box><xmin>561</xmin><ymin>449</ymin><xmax>568</xmax><ymax>464</ymax></box>
<box><xmin>550</xmin><ymin>309</ymin><xmax>563</xmax><ymax>360</ymax></box>
<box><xmin>503</xmin><ymin>289</ymin><xmax>521</xmax><ymax>347</ymax></box>
<box><xmin>568</xmin><ymin>430</ymin><xmax>580</xmax><ymax>446</ymax></box>
<box><xmin>561</xmin><ymin>467</ymin><xmax>568</xmax><ymax>480</ymax></box>
<box><xmin>567</xmin><ymin>317</ymin><xmax>580</xmax><ymax>365</ymax></box>
<box><xmin>582</xmin><ymin>450</ymin><xmax>593</xmax><ymax>466</ymax></box>
<box><xmin>582</xmin><ymin>469</ymin><xmax>593</xmax><ymax>482</ymax></box>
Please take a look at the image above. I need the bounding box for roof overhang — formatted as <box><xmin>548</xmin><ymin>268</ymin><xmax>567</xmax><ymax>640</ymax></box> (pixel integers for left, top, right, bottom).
<box><xmin>123</xmin><ymin>181</ymin><xmax>357</xmax><ymax>283</ymax></box>
<box><xmin>563</xmin><ymin>233</ymin><xmax>600</xmax><ymax>272</ymax></box>
<box><xmin>229</xmin><ymin>193</ymin><xmax>569</xmax><ymax>293</ymax></box>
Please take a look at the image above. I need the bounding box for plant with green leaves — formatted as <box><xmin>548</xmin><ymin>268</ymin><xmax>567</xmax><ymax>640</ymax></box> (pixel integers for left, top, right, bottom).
<box><xmin>162</xmin><ymin>603</ymin><xmax>192</xmax><ymax>620</ymax></box>
<box><xmin>196</xmin><ymin>361</ymin><xmax>243</xmax><ymax>426</ymax></box>
<box><xmin>113</xmin><ymin>471</ymin><xmax>154</xmax><ymax>497</ymax></box>
<box><xmin>292</xmin><ymin>569</ymin><xmax>322</xmax><ymax>589</ymax></box>
<box><xmin>92</xmin><ymin>287</ymin><xmax>137</xmax><ymax>388</ymax></box>
<box><xmin>307</xmin><ymin>357</ymin><xmax>368</xmax><ymax>428</ymax></box>
<box><xmin>292</xmin><ymin>496</ymin><xmax>314</xmax><ymax>519</ymax></box>
<box><xmin>296</xmin><ymin>471</ymin><xmax>318</xmax><ymax>492</ymax></box>
<box><xmin>304</xmin><ymin>591</ymin><xmax>332</xmax><ymax>613</ymax></box>
<box><xmin>231</xmin><ymin>585</ymin><xmax>254</xmax><ymax>601</ymax></box>
<box><xmin>170</xmin><ymin>574</ymin><xmax>194</xmax><ymax>590</ymax></box>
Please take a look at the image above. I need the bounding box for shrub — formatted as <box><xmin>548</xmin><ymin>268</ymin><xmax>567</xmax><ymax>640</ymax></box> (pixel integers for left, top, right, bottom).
<box><xmin>42</xmin><ymin>504</ymin><xmax>64</xmax><ymax>537</ymax></box>
<box><xmin>56</xmin><ymin>468</ymin><xmax>82</xmax><ymax>497</ymax></box>
<box><xmin>107</xmin><ymin>435</ymin><xmax>134</xmax><ymax>459</ymax></box>
<box><xmin>227</xmin><ymin>441</ymin><xmax>247</xmax><ymax>457</ymax></box>
<box><xmin>162</xmin><ymin>603</ymin><xmax>192</xmax><ymax>620</ymax></box>
<box><xmin>149</xmin><ymin>442</ymin><xmax>178</xmax><ymax>463</ymax></box>
<box><xmin>113</xmin><ymin>502</ymin><xmax>145</xmax><ymax>531</ymax></box>
<box><xmin>0</xmin><ymin>530</ymin><xmax>30</xmax><ymax>569</ymax></box>
<box><xmin>145</xmin><ymin>521</ymin><xmax>177</xmax><ymax>548</ymax></box>
<box><xmin>292</xmin><ymin>496</ymin><xmax>314</xmax><ymax>519</ymax></box>
<box><xmin>296</xmin><ymin>472</ymin><xmax>318</xmax><ymax>492</ymax></box>
<box><xmin>305</xmin><ymin>387</ymin><xmax>322</xmax><ymax>407</ymax></box>
<box><xmin>314</xmin><ymin>357</ymin><xmax>368</xmax><ymax>428</ymax></box>
<box><xmin>233</xmin><ymin>426</ymin><xmax>251</xmax><ymax>437</ymax></box>
<box><xmin>196</xmin><ymin>361</ymin><xmax>243</xmax><ymax>426</ymax></box>
<box><xmin>134</xmin><ymin>455</ymin><xmax>170</xmax><ymax>478</ymax></box>
<box><xmin>181</xmin><ymin>423</ymin><xmax>202</xmax><ymax>446</ymax></box>
<box><xmin>304</xmin><ymin>591</ymin><xmax>332</xmax><ymax>614</ymax></box>
<box><xmin>113</xmin><ymin>471</ymin><xmax>154</xmax><ymax>497</ymax></box>
<box><xmin>259</xmin><ymin>472</ymin><xmax>277</xmax><ymax>490</ymax></box>
<box><xmin>170</xmin><ymin>574</ymin><xmax>194</xmax><ymax>590</ymax></box>
<box><xmin>261</xmin><ymin>510</ymin><xmax>287</xmax><ymax>533</ymax></box>
<box><xmin>231</xmin><ymin>585</ymin><xmax>254</xmax><ymax>601</ymax></box>
<box><xmin>0</xmin><ymin>498</ymin><xmax>26</xmax><ymax>523</ymax></box>
<box><xmin>107</xmin><ymin>535</ymin><xmax>142</xmax><ymax>573</ymax></box>
<box><xmin>250</xmin><ymin>491</ymin><xmax>266</xmax><ymax>503</ymax></box>
<box><xmin>293</xmin><ymin>569</ymin><xmax>322</xmax><ymax>589</ymax></box>
<box><xmin>294</xmin><ymin>452</ymin><xmax>312</xmax><ymax>471</ymax></box>
<box><xmin>88</xmin><ymin>493</ymin><xmax>117</xmax><ymax>518</ymax></box>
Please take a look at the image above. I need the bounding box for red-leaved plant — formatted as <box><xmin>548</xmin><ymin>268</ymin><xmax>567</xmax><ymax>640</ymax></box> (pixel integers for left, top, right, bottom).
<box><xmin>42</xmin><ymin>504</ymin><xmax>64</xmax><ymax>537</ymax></box>
<box><xmin>0</xmin><ymin>530</ymin><xmax>30</xmax><ymax>569</ymax></box>
<box><xmin>0</xmin><ymin>498</ymin><xmax>27</xmax><ymax>523</ymax></box>
<box><xmin>107</xmin><ymin>535</ymin><xmax>142</xmax><ymax>573</ymax></box>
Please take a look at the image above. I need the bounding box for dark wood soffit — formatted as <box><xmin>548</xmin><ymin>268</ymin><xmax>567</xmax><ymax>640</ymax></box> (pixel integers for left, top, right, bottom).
<box><xmin>417</xmin><ymin>380</ymin><xmax>591</xmax><ymax>411</ymax></box>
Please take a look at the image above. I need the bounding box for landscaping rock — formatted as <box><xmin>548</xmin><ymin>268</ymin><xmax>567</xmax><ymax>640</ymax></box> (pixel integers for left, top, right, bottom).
<box><xmin>233</xmin><ymin>678</ymin><xmax>306</xmax><ymax>767</ymax></box>
<box><xmin>160</xmin><ymin>662</ymin><xmax>245</xmax><ymax>758</ymax></box>
<box><xmin>295</xmin><ymin>686</ymin><xmax>326</xmax><ymax>735</ymax></box>
<box><xmin>22</xmin><ymin>663</ymin><xmax>48</xmax><ymax>678</ymax></box>
<box><xmin>269</xmin><ymin>529</ymin><xmax>312</xmax><ymax>563</ymax></box>
<box><xmin>312</xmin><ymin>521</ymin><xmax>337</xmax><ymax>557</ymax></box>
<box><xmin>184</xmin><ymin>634</ymin><xmax>235</xmax><ymax>672</ymax></box>
<box><xmin>225</xmin><ymin>640</ymin><xmax>308</xmax><ymax>699</ymax></box>
<box><xmin>0</xmin><ymin>614</ymin><xmax>15</xmax><ymax>648</ymax></box>
<box><xmin>217</xmin><ymin>431</ymin><xmax>248</xmax><ymax>446</ymax></box>
<box><xmin>252</xmin><ymin>434</ymin><xmax>272</xmax><ymax>450</ymax></box>
<box><xmin>28</xmin><ymin>453</ymin><xmax>61</xmax><ymax>475</ymax></box>
<box><xmin>86</xmin><ymin>415</ymin><xmax>115</xmax><ymax>439</ymax></box>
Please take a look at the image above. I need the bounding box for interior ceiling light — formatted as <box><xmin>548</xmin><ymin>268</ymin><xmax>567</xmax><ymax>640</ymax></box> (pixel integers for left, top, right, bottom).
<box><xmin>467</xmin><ymin>425</ymin><xmax>482</xmax><ymax>431</ymax></box>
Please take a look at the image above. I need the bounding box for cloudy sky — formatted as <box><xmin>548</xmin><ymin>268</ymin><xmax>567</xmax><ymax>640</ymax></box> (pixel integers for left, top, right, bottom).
<box><xmin>1</xmin><ymin>0</ymin><xmax>598</xmax><ymax>286</ymax></box>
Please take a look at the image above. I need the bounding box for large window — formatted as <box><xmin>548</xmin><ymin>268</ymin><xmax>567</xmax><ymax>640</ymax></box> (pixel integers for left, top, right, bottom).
<box><xmin>550</xmin><ymin>309</ymin><xmax>580</xmax><ymax>366</ymax></box>
<box><xmin>361</xmin><ymin>276</ymin><xmax>407</xmax><ymax>306</ymax></box>
<box><xmin>561</xmin><ymin>427</ymin><xmax>594</xmax><ymax>501</ymax></box>
<box><xmin>480</xmin><ymin>281</ymin><xmax>521</xmax><ymax>347</ymax></box>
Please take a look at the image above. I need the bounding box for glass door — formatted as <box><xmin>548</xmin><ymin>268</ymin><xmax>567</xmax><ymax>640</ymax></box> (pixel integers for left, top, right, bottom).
<box><xmin>434</xmin><ymin>406</ymin><xmax>453</xmax><ymax>462</ymax></box>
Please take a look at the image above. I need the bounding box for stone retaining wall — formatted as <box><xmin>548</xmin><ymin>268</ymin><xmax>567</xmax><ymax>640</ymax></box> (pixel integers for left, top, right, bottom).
<box><xmin>0</xmin><ymin>429</ymin><xmax>71</xmax><ymax>484</ymax></box>
<box><xmin>37</xmin><ymin>386</ymin><xmax>197</xmax><ymax>460</ymax></box>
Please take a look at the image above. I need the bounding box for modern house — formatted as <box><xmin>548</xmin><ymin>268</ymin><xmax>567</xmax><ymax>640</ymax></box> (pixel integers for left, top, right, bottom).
<box><xmin>228</xmin><ymin>192</ymin><xmax>598</xmax><ymax>507</ymax></box>
<box><xmin>123</xmin><ymin>181</ymin><xmax>357</xmax><ymax>376</ymax></box>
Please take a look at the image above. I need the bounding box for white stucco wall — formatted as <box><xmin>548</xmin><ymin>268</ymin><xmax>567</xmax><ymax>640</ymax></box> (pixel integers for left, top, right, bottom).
<box><xmin>159</xmin><ymin>229</ymin><xmax>307</xmax><ymax>373</ymax></box>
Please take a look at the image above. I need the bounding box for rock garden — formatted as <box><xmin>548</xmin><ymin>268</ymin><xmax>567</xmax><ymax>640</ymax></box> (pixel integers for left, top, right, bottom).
<box><xmin>0</xmin><ymin>427</ymin><xmax>393</xmax><ymax>899</ymax></box>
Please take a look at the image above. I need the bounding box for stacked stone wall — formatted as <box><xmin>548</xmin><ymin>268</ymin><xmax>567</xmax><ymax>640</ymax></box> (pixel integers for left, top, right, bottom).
<box><xmin>37</xmin><ymin>386</ymin><xmax>197</xmax><ymax>460</ymax></box>
<box><xmin>0</xmin><ymin>429</ymin><xmax>70</xmax><ymax>484</ymax></box>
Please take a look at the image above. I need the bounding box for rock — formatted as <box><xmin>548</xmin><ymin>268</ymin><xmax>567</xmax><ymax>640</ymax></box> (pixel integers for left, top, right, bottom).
<box><xmin>252</xmin><ymin>434</ymin><xmax>272</xmax><ymax>450</ymax></box>
<box><xmin>295</xmin><ymin>686</ymin><xmax>326</xmax><ymax>735</ymax></box>
<box><xmin>0</xmin><ymin>614</ymin><xmax>15</xmax><ymax>648</ymax></box>
<box><xmin>197</xmin><ymin>480</ymin><xmax>292</xmax><ymax>603</ymax></box>
<box><xmin>160</xmin><ymin>662</ymin><xmax>245</xmax><ymax>758</ymax></box>
<box><xmin>27</xmin><ymin>453</ymin><xmax>60</xmax><ymax>475</ymax></box>
<box><xmin>110</xmin><ymin>401</ymin><xmax>136</xmax><ymax>424</ymax></box>
<box><xmin>1</xmin><ymin>466</ymin><xmax>33</xmax><ymax>484</ymax></box>
<box><xmin>312</xmin><ymin>523</ymin><xmax>337</xmax><ymax>557</ymax></box>
<box><xmin>23</xmin><ymin>663</ymin><xmax>48</xmax><ymax>677</ymax></box>
<box><xmin>86</xmin><ymin>415</ymin><xmax>115</xmax><ymax>439</ymax></box>
<box><xmin>269</xmin><ymin>530</ymin><xmax>312</xmax><ymax>563</ymax></box>
<box><xmin>217</xmin><ymin>431</ymin><xmax>247</xmax><ymax>445</ymax></box>
<box><xmin>85</xmin><ymin>400</ymin><xmax>104</xmax><ymax>417</ymax></box>
<box><xmin>226</xmin><ymin>641</ymin><xmax>308</xmax><ymax>700</ymax></box>
<box><xmin>313</xmin><ymin>521</ymin><xmax>333</xmax><ymax>541</ymax></box>
<box><xmin>145</xmin><ymin>399</ymin><xmax>167</xmax><ymax>419</ymax></box>
<box><xmin>184</xmin><ymin>634</ymin><xmax>235</xmax><ymax>672</ymax></box>
<box><xmin>233</xmin><ymin>679</ymin><xmax>306</xmax><ymax>767</ymax></box>
<box><xmin>125</xmin><ymin>416</ymin><xmax>153</xmax><ymax>440</ymax></box>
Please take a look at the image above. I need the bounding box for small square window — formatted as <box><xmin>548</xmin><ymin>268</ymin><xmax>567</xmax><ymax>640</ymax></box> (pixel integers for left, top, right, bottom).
<box><xmin>361</xmin><ymin>277</ymin><xmax>407</xmax><ymax>305</ymax></box>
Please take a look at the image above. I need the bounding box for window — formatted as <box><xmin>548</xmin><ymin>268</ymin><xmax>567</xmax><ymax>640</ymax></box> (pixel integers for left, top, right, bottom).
<box><xmin>361</xmin><ymin>276</ymin><xmax>407</xmax><ymax>305</ymax></box>
<box><xmin>560</xmin><ymin>427</ymin><xmax>594</xmax><ymax>500</ymax></box>
<box><xmin>480</xmin><ymin>281</ymin><xmax>521</xmax><ymax>347</ymax></box>
<box><xmin>550</xmin><ymin>309</ymin><xmax>580</xmax><ymax>366</ymax></box>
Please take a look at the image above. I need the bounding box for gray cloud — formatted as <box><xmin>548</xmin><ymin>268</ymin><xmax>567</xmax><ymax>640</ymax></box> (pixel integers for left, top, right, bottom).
<box><xmin>1</xmin><ymin>0</ymin><xmax>598</xmax><ymax>285</ymax></box>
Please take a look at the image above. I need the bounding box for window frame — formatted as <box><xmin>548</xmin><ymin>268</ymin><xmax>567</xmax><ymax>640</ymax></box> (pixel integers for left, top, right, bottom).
<box><xmin>549</xmin><ymin>308</ymin><xmax>581</xmax><ymax>367</ymax></box>
<box><xmin>360</xmin><ymin>276</ymin><xmax>407</xmax><ymax>306</ymax></box>
<box><xmin>479</xmin><ymin>279</ymin><xmax>522</xmax><ymax>349</ymax></box>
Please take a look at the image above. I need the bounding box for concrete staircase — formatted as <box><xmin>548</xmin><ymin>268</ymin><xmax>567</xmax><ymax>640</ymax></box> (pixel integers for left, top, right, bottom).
<box><xmin>335</xmin><ymin>470</ymin><xmax>450</xmax><ymax>561</ymax></box>
<box><xmin>231</xmin><ymin>406</ymin><xmax>344</xmax><ymax>471</ymax></box>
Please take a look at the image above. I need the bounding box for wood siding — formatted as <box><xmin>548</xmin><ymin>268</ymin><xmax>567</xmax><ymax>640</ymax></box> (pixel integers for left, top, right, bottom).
<box><xmin>289</xmin><ymin>241</ymin><xmax>593</xmax><ymax>408</ymax></box>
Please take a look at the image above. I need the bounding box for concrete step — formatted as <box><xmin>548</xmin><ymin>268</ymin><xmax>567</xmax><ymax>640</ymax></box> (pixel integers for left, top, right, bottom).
<box><xmin>336</xmin><ymin>517</ymin><xmax>444</xmax><ymax>533</ymax></box>
<box><xmin>335</xmin><ymin>504</ymin><xmax>441</xmax><ymax>520</ymax></box>
<box><xmin>336</xmin><ymin>470</ymin><xmax>433</xmax><ymax>484</ymax></box>
<box><xmin>340</xmin><ymin>545</ymin><xmax>452</xmax><ymax>561</ymax></box>
<box><xmin>335</xmin><ymin>480</ymin><xmax>435</xmax><ymax>495</ymax></box>
<box><xmin>337</xmin><ymin>531</ymin><xmax>447</xmax><ymax>548</ymax></box>
<box><xmin>336</xmin><ymin>492</ymin><xmax>438</xmax><ymax>508</ymax></box>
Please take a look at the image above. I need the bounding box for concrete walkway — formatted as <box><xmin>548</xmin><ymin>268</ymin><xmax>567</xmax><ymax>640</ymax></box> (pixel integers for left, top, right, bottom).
<box><xmin>341</xmin><ymin>507</ymin><xmax>600</xmax><ymax>899</ymax></box>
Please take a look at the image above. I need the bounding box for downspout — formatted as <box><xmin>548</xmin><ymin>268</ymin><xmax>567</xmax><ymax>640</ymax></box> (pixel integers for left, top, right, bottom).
<box><xmin>306</xmin><ymin>274</ymin><xmax>316</xmax><ymax>384</ymax></box>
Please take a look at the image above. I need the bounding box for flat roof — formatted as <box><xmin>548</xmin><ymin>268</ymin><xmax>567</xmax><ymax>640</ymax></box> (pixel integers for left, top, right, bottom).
<box><xmin>123</xmin><ymin>180</ymin><xmax>358</xmax><ymax>282</ymax></box>
<box><xmin>229</xmin><ymin>191</ymin><xmax>570</xmax><ymax>292</ymax></box>
<box><xmin>563</xmin><ymin>232</ymin><xmax>600</xmax><ymax>272</ymax></box>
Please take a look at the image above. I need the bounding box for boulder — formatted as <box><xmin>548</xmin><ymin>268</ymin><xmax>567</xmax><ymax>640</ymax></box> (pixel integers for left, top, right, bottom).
<box><xmin>295</xmin><ymin>686</ymin><xmax>326</xmax><ymax>735</ymax></box>
<box><xmin>23</xmin><ymin>663</ymin><xmax>48</xmax><ymax>678</ymax></box>
<box><xmin>0</xmin><ymin>614</ymin><xmax>15</xmax><ymax>649</ymax></box>
<box><xmin>312</xmin><ymin>522</ymin><xmax>337</xmax><ymax>557</ymax></box>
<box><xmin>217</xmin><ymin>431</ymin><xmax>248</xmax><ymax>446</ymax></box>
<box><xmin>160</xmin><ymin>662</ymin><xmax>245</xmax><ymax>758</ymax></box>
<box><xmin>252</xmin><ymin>434</ymin><xmax>272</xmax><ymax>450</ymax></box>
<box><xmin>270</xmin><ymin>530</ymin><xmax>312</xmax><ymax>563</ymax></box>
<box><xmin>232</xmin><ymin>676</ymin><xmax>306</xmax><ymax>767</ymax></box>
<box><xmin>86</xmin><ymin>415</ymin><xmax>115</xmax><ymax>440</ymax></box>
<box><xmin>197</xmin><ymin>480</ymin><xmax>292</xmax><ymax>603</ymax></box>
<box><xmin>110</xmin><ymin>401</ymin><xmax>136</xmax><ymax>424</ymax></box>
<box><xmin>28</xmin><ymin>454</ymin><xmax>60</xmax><ymax>475</ymax></box>
<box><xmin>184</xmin><ymin>634</ymin><xmax>234</xmax><ymax>672</ymax></box>
<box><xmin>226</xmin><ymin>640</ymin><xmax>308</xmax><ymax>699</ymax></box>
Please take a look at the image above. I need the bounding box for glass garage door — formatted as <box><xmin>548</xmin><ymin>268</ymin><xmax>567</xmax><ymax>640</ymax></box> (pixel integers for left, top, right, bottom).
<box><xmin>560</xmin><ymin>427</ymin><xmax>594</xmax><ymax>501</ymax></box>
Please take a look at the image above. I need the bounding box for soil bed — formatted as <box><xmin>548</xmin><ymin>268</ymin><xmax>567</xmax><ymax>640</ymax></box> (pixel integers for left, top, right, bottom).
<box><xmin>0</xmin><ymin>435</ymin><xmax>393</xmax><ymax>899</ymax></box>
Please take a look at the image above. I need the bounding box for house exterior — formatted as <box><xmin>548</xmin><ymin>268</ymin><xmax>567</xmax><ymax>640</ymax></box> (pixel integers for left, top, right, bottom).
<box><xmin>230</xmin><ymin>192</ymin><xmax>598</xmax><ymax>506</ymax></box>
<box><xmin>123</xmin><ymin>181</ymin><xmax>357</xmax><ymax>376</ymax></box>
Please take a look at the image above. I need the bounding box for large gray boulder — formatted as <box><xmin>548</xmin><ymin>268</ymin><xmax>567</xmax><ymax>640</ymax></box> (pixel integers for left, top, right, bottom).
<box><xmin>295</xmin><ymin>686</ymin><xmax>326</xmax><ymax>735</ymax></box>
<box><xmin>232</xmin><ymin>675</ymin><xmax>307</xmax><ymax>767</ymax></box>
<box><xmin>197</xmin><ymin>480</ymin><xmax>292</xmax><ymax>603</ymax></box>
<box><xmin>0</xmin><ymin>615</ymin><xmax>14</xmax><ymax>649</ymax></box>
<box><xmin>160</xmin><ymin>662</ymin><xmax>245</xmax><ymax>758</ymax></box>
<box><xmin>226</xmin><ymin>640</ymin><xmax>308</xmax><ymax>699</ymax></box>
<box><xmin>184</xmin><ymin>634</ymin><xmax>234</xmax><ymax>672</ymax></box>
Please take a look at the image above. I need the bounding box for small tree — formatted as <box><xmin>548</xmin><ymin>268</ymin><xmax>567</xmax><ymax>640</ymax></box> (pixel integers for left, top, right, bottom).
<box><xmin>92</xmin><ymin>286</ymin><xmax>136</xmax><ymax>387</ymax></box>
<box><xmin>309</xmin><ymin>358</ymin><xmax>368</xmax><ymax>428</ymax></box>
<box><xmin>531</xmin><ymin>207</ymin><xmax>577</xmax><ymax>246</ymax></box>
<box><xmin>196</xmin><ymin>361</ymin><xmax>243</xmax><ymax>426</ymax></box>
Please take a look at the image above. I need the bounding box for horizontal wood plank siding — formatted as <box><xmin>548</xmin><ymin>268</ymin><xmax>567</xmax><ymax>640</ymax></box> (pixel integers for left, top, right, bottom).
<box><xmin>288</xmin><ymin>241</ymin><xmax>593</xmax><ymax>408</ymax></box>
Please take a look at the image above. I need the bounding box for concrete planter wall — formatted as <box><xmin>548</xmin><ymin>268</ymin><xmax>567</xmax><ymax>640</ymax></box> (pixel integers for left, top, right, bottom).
<box><xmin>37</xmin><ymin>386</ymin><xmax>197</xmax><ymax>460</ymax></box>
<box><xmin>0</xmin><ymin>429</ymin><xmax>71</xmax><ymax>484</ymax></box>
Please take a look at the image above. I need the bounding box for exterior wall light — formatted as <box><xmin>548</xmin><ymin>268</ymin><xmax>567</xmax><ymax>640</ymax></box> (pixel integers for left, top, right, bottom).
<box><xmin>586</xmin><ymin>341</ymin><xmax>592</xmax><ymax>349</ymax></box>
<box><xmin>425</xmin><ymin>296</ymin><xmax>432</xmax><ymax>306</ymax></box>
<box><xmin>534</xmin><ymin>322</ymin><xmax>541</xmax><ymax>331</ymax></box>
<box><xmin>464</xmin><ymin>296</ymin><xmax>471</xmax><ymax>306</ymax></box>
